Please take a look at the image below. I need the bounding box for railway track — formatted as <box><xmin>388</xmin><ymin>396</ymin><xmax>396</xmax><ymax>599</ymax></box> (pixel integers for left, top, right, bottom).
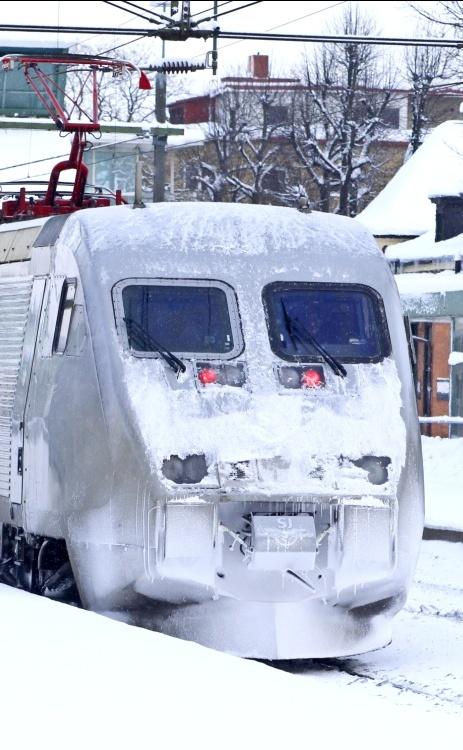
<box><xmin>270</xmin><ymin>539</ymin><xmax>463</xmax><ymax>715</ymax></box>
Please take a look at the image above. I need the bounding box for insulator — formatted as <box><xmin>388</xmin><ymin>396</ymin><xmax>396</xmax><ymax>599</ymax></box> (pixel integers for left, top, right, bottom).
<box><xmin>147</xmin><ymin>60</ymin><xmax>206</xmax><ymax>75</ymax></box>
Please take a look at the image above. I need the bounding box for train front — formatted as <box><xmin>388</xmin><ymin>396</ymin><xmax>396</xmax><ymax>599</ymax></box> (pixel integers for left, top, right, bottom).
<box><xmin>72</xmin><ymin>203</ymin><xmax>424</xmax><ymax>659</ymax></box>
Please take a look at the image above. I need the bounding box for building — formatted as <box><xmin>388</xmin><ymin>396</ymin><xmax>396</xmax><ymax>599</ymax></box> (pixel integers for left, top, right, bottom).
<box><xmin>397</xmin><ymin>268</ymin><xmax>463</xmax><ymax>438</ymax></box>
<box><xmin>165</xmin><ymin>54</ymin><xmax>463</xmax><ymax>208</ymax></box>
<box><xmin>357</xmin><ymin>121</ymin><xmax>463</xmax><ymax>253</ymax></box>
<box><xmin>357</xmin><ymin>123</ymin><xmax>463</xmax><ymax>438</ymax></box>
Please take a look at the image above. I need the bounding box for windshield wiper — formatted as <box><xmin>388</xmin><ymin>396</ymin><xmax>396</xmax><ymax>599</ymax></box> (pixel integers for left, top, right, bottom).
<box><xmin>281</xmin><ymin>302</ymin><xmax>347</xmax><ymax>378</ymax></box>
<box><xmin>124</xmin><ymin>317</ymin><xmax>186</xmax><ymax>375</ymax></box>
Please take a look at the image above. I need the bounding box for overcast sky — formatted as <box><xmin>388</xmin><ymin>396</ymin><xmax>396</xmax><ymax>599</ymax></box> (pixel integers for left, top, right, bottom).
<box><xmin>0</xmin><ymin>1</ymin><xmax>454</xmax><ymax>86</ymax></box>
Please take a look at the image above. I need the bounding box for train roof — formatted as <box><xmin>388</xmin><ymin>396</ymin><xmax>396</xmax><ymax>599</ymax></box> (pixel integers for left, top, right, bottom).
<box><xmin>71</xmin><ymin>201</ymin><xmax>378</xmax><ymax>258</ymax></box>
<box><xmin>54</xmin><ymin>202</ymin><xmax>389</xmax><ymax>288</ymax></box>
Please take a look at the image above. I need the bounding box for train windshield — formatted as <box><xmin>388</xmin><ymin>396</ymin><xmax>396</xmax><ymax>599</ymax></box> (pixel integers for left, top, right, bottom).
<box><xmin>263</xmin><ymin>283</ymin><xmax>390</xmax><ymax>363</ymax></box>
<box><xmin>120</xmin><ymin>281</ymin><xmax>237</xmax><ymax>356</ymax></box>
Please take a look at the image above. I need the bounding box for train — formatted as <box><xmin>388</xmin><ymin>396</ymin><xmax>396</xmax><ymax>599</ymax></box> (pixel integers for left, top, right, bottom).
<box><xmin>0</xmin><ymin>201</ymin><xmax>424</xmax><ymax>658</ymax></box>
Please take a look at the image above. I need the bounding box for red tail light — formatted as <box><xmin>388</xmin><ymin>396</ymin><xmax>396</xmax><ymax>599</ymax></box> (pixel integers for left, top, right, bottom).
<box><xmin>278</xmin><ymin>365</ymin><xmax>325</xmax><ymax>389</ymax></box>
<box><xmin>197</xmin><ymin>362</ymin><xmax>246</xmax><ymax>387</ymax></box>
<box><xmin>198</xmin><ymin>367</ymin><xmax>218</xmax><ymax>385</ymax></box>
<box><xmin>301</xmin><ymin>368</ymin><xmax>324</xmax><ymax>389</ymax></box>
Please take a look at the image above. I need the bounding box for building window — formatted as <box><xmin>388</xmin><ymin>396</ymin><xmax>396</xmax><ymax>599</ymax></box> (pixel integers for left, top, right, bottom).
<box><xmin>169</xmin><ymin>107</ymin><xmax>184</xmax><ymax>124</ymax></box>
<box><xmin>267</xmin><ymin>105</ymin><xmax>288</xmax><ymax>125</ymax></box>
<box><xmin>382</xmin><ymin>107</ymin><xmax>400</xmax><ymax>129</ymax></box>
<box><xmin>183</xmin><ymin>164</ymin><xmax>199</xmax><ymax>191</ymax></box>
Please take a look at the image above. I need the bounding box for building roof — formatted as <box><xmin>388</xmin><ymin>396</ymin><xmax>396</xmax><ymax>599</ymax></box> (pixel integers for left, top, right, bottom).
<box><xmin>357</xmin><ymin>121</ymin><xmax>463</xmax><ymax>238</ymax></box>
<box><xmin>386</xmin><ymin>229</ymin><xmax>463</xmax><ymax>262</ymax></box>
<box><xmin>396</xmin><ymin>269</ymin><xmax>463</xmax><ymax>296</ymax></box>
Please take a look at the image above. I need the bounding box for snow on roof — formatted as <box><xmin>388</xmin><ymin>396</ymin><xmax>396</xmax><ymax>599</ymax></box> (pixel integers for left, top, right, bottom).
<box><xmin>386</xmin><ymin>230</ymin><xmax>463</xmax><ymax>262</ymax></box>
<box><xmin>166</xmin><ymin>122</ymin><xmax>208</xmax><ymax>148</ymax></box>
<box><xmin>395</xmin><ymin>270</ymin><xmax>463</xmax><ymax>297</ymax></box>
<box><xmin>357</xmin><ymin>121</ymin><xmax>463</xmax><ymax>237</ymax></box>
<box><xmin>167</xmin><ymin>71</ymin><xmax>217</xmax><ymax>104</ymax></box>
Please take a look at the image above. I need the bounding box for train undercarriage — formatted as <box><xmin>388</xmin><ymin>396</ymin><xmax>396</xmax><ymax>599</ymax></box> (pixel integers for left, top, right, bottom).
<box><xmin>0</xmin><ymin>523</ymin><xmax>80</xmax><ymax>605</ymax></box>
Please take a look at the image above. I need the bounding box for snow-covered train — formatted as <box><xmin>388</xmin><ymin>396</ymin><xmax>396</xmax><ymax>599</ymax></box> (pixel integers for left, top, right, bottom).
<box><xmin>0</xmin><ymin>202</ymin><xmax>424</xmax><ymax>658</ymax></box>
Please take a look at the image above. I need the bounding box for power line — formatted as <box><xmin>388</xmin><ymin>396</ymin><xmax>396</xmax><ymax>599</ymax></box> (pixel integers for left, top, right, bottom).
<box><xmin>1</xmin><ymin>22</ymin><xmax>461</xmax><ymax>48</ymax></box>
<box><xmin>103</xmin><ymin>0</ymin><xmax>172</xmax><ymax>25</ymax></box>
<box><xmin>122</xmin><ymin>1</ymin><xmax>169</xmax><ymax>24</ymax></box>
<box><xmin>195</xmin><ymin>1</ymin><xmax>264</xmax><ymax>25</ymax></box>
<box><xmin>190</xmin><ymin>2</ymin><xmax>233</xmax><ymax>20</ymax></box>
<box><xmin>98</xmin><ymin>34</ymin><xmax>149</xmax><ymax>56</ymax></box>
<box><xmin>103</xmin><ymin>0</ymin><xmax>162</xmax><ymax>25</ymax></box>
<box><xmin>217</xmin><ymin>31</ymin><xmax>463</xmax><ymax>48</ymax></box>
<box><xmin>203</xmin><ymin>1</ymin><xmax>347</xmax><ymax>59</ymax></box>
<box><xmin>122</xmin><ymin>0</ymin><xmax>173</xmax><ymax>24</ymax></box>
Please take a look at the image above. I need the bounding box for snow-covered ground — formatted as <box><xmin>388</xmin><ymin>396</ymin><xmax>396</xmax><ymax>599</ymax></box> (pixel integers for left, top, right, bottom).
<box><xmin>1</xmin><ymin>437</ymin><xmax>461</xmax><ymax>748</ymax></box>
<box><xmin>1</xmin><ymin>538</ymin><xmax>463</xmax><ymax>749</ymax></box>
<box><xmin>422</xmin><ymin>436</ymin><xmax>463</xmax><ymax>531</ymax></box>
<box><xmin>289</xmin><ymin>540</ymin><xmax>463</xmax><ymax>716</ymax></box>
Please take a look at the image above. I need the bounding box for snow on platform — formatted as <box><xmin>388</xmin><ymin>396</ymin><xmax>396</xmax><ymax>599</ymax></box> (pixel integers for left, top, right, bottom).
<box><xmin>357</xmin><ymin>121</ymin><xmax>463</xmax><ymax>238</ymax></box>
<box><xmin>422</xmin><ymin>436</ymin><xmax>463</xmax><ymax>532</ymax></box>
<box><xmin>1</xmin><ymin>577</ymin><xmax>462</xmax><ymax>749</ymax></box>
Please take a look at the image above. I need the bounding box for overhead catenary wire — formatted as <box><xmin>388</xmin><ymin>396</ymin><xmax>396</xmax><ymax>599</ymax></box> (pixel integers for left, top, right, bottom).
<box><xmin>193</xmin><ymin>1</ymin><xmax>264</xmax><ymax>25</ymax></box>
<box><xmin>2</xmin><ymin>22</ymin><xmax>463</xmax><ymax>48</ymax></box>
<box><xmin>98</xmin><ymin>34</ymin><xmax>149</xmax><ymax>56</ymax></box>
<box><xmin>216</xmin><ymin>31</ymin><xmax>463</xmax><ymax>48</ymax></box>
<box><xmin>103</xmin><ymin>0</ymin><xmax>162</xmax><ymax>25</ymax></box>
<box><xmin>190</xmin><ymin>2</ymin><xmax>234</xmax><ymax>20</ymax></box>
<box><xmin>103</xmin><ymin>0</ymin><xmax>174</xmax><ymax>25</ymax></box>
<box><xmin>121</xmin><ymin>0</ymin><xmax>175</xmax><ymax>24</ymax></box>
<box><xmin>188</xmin><ymin>1</ymin><xmax>347</xmax><ymax>60</ymax></box>
<box><xmin>122</xmin><ymin>0</ymin><xmax>170</xmax><ymax>23</ymax></box>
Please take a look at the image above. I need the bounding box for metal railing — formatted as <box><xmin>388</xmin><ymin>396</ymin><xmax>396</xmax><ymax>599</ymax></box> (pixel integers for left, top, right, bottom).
<box><xmin>419</xmin><ymin>416</ymin><xmax>463</xmax><ymax>424</ymax></box>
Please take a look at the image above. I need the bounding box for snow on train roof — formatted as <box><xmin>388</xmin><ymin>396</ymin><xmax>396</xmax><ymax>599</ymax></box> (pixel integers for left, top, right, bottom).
<box><xmin>357</xmin><ymin>121</ymin><xmax>463</xmax><ymax>238</ymax></box>
<box><xmin>69</xmin><ymin>202</ymin><xmax>381</xmax><ymax>266</ymax></box>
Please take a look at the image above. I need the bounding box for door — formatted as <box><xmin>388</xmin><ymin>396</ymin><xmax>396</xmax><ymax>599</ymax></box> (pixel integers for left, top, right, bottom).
<box><xmin>0</xmin><ymin>276</ymin><xmax>45</xmax><ymax>506</ymax></box>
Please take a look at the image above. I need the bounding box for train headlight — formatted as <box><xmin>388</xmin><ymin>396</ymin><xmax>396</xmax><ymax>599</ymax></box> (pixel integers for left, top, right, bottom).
<box><xmin>352</xmin><ymin>455</ymin><xmax>391</xmax><ymax>485</ymax></box>
<box><xmin>162</xmin><ymin>454</ymin><xmax>208</xmax><ymax>484</ymax></box>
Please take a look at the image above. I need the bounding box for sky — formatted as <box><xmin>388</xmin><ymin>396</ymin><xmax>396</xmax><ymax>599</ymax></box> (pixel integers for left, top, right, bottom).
<box><xmin>0</xmin><ymin>0</ymin><xmax>454</xmax><ymax>86</ymax></box>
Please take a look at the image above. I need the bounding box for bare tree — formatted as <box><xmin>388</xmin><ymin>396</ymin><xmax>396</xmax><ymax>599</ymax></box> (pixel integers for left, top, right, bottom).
<box><xmin>194</xmin><ymin>89</ymin><xmax>245</xmax><ymax>202</ymax></box>
<box><xmin>65</xmin><ymin>42</ymin><xmax>188</xmax><ymax>123</ymax></box>
<box><xmin>412</xmin><ymin>1</ymin><xmax>463</xmax><ymax>30</ymax></box>
<box><xmin>290</xmin><ymin>4</ymin><xmax>398</xmax><ymax>215</ymax></box>
<box><xmin>228</xmin><ymin>86</ymin><xmax>291</xmax><ymax>204</ymax></box>
<box><xmin>405</xmin><ymin>23</ymin><xmax>455</xmax><ymax>153</ymax></box>
<box><xmin>195</xmin><ymin>81</ymin><xmax>293</xmax><ymax>204</ymax></box>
